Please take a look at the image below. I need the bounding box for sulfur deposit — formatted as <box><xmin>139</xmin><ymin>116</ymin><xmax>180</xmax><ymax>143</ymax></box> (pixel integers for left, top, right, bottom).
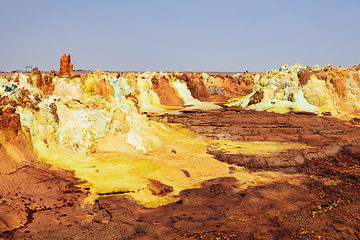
<box><xmin>2</xmin><ymin>60</ymin><xmax>360</xmax><ymax>239</ymax></box>
<box><xmin>0</xmin><ymin>66</ymin><xmax>261</xmax><ymax>207</ymax></box>
<box><xmin>230</xmin><ymin>63</ymin><xmax>360</xmax><ymax>120</ymax></box>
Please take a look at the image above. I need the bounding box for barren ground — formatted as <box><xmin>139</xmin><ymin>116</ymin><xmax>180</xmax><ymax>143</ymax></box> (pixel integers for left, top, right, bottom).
<box><xmin>3</xmin><ymin>105</ymin><xmax>360</xmax><ymax>239</ymax></box>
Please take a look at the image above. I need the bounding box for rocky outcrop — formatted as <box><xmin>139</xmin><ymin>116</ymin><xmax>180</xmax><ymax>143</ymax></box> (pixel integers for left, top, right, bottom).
<box><xmin>174</xmin><ymin>72</ymin><xmax>257</xmax><ymax>102</ymax></box>
<box><xmin>241</xmin><ymin>64</ymin><xmax>360</xmax><ymax>116</ymax></box>
<box><xmin>327</xmin><ymin>68</ymin><xmax>350</xmax><ymax>97</ymax></box>
<box><xmin>151</xmin><ymin>75</ymin><xmax>184</xmax><ymax>106</ymax></box>
<box><xmin>297</xmin><ymin>68</ymin><xmax>327</xmax><ymax>87</ymax></box>
<box><xmin>211</xmin><ymin>73</ymin><xmax>255</xmax><ymax>99</ymax></box>
<box><xmin>36</xmin><ymin>74</ymin><xmax>55</xmax><ymax>98</ymax></box>
<box><xmin>60</xmin><ymin>54</ymin><xmax>73</xmax><ymax>76</ymax></box>
<box><xmin>177</xmin><ymin>73</ymin><xmax>210</xmax><ymax>101</ymax></box>
<box><xmin>91</xmin><ymin>78</ymin><xmax>115</xmax><ymax>101</ymax></box>
<box><xmin>0</xmin><ymin>88</ymin><xmax>41</xmax><ymax>112</ymax></box>
<box><xmin>0</xmin><ymin>106</ymin><xmax>21</xmax><ymax>137</ymax></box>
<box><xmin>234</xmin><ymin>71</ymin><xmax>259</xmax><ymax>86</ymax></box>
<box><xmin>247</xmin><ymin>89</ymin><xmax>264</xmax><ymax>106</ymax></box>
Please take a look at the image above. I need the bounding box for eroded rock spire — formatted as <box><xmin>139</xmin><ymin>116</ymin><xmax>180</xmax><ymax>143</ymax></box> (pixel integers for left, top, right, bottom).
<box><xmin>59</xmin><ymin>54</ymin><xmax>73</xmax><ymax>76</ymax></box>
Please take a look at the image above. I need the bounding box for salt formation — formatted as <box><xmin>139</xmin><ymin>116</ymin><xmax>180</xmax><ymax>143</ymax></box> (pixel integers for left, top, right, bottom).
<box><xmin>0</xmin><ymin>62</ymin><xmax>263</xmax><ymax>208</ymax></box>
<box><xmin>231</xmin><ymin>63</ymin><xmax>360</xmax><ymax>119</ymax></box>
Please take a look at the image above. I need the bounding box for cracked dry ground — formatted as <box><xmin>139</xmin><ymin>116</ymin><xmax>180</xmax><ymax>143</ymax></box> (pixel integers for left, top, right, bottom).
<box><xmin>3</xmin><ymin>106</ymin><xmax>360</xmax><ymax>239</ymax></box>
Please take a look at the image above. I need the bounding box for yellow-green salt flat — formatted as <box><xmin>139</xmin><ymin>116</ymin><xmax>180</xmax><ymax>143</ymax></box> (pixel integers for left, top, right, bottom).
<box><xmin>207</xmin><ymin>139</ymin><xmax>312</xmax><ymax>156</ymax></box>
<box><xmin>34</xmin><ymin>121</ymin><xmax>299</xmax><ymax>208</ymax></box>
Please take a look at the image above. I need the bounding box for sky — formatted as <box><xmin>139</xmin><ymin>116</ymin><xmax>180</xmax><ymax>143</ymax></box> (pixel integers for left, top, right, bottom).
<box><xmin>1</xmin><ymin>0</ymin><xmax>360</xmax><ymax>72</ymax></box>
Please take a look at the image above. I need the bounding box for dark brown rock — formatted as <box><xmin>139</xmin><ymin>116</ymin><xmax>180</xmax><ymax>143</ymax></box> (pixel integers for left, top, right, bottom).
<box><xmin>36</xmin><ymin>74</ymin><xmax>43</xmax><ymax>88</ymax></box>
<box><xmin>49</xmin><ymin>102</ymin><xmax>59</xmax><ymax>123</ymax></box>
<box><xmin>184</xmin><ymin>74</ymin><xmax>210</xmax><ymax>101</ymax></box>
<box><xmin>298</xmin><ymin>69</ymin><xmax>327</xmax><ymax>86</ymax></box>
<box><xmin>181</xmin><ymin>169</ymin><xmax>191</xmax><ymax>177</ymax></box>
<box><xmin>0</xmin><ymin>106</ymin><xmax>21</xmax><ymax>137</ymax></box>
<box><xmin>147</xmin><ymin>179</ymin><xmax>174</xmax><ymax>196</ymax></box>
<box><xmin>247</xmin><ymin>89</ymin><xmax>264</xmax><ymax>106</ymax></box>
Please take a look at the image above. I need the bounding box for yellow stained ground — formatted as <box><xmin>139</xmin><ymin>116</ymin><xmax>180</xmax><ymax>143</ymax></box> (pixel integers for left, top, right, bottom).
<box><xmin>207</xmin><ymin>140</ymin><xmax>312</xmax><ymax>156</ymax></box>
<box><xmin>34</xmin><ymin>121</ymin><xmax>305</xmax><ymax>208</ymax></box>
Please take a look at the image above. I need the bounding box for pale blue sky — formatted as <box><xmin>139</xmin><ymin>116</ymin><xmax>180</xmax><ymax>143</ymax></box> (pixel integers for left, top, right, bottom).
<box><xmin>1</xmin><ymin>0</ymin><xmax>359</xmax><ymax>72</ymax></box>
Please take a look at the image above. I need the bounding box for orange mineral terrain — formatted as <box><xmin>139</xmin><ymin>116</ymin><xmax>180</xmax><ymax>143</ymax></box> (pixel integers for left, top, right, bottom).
<box><xmin>1</xmin><ymin>57</ymin><xmax>360</xmax><ymax>239</ymax></box>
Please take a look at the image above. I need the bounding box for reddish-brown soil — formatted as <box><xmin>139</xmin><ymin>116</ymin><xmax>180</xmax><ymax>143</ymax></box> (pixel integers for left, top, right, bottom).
<box><xmin>2</xmin><ymin>106</ymin><xmax>360</xmax><ymax>239</ymax></box>
<box><xmin>165</xmin><ymin>106</ymin><xmax>360</xmax><ymax>170</ymax></box>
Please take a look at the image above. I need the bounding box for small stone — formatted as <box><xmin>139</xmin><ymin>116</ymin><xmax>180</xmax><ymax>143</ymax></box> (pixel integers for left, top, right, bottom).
<box><xmin>181</xmin><ymin>169</ymin><xmax>191</xmax><ymax>177</ymax></box>
<box><xmin>147</xmin><ymin>179</ymin><xmax>173</xmax><ymax>196</ymax></box>
<box><xmin>229</xmin><ymin>166</ymin><xmax>236</xmax><ymax>173</ymax></box>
